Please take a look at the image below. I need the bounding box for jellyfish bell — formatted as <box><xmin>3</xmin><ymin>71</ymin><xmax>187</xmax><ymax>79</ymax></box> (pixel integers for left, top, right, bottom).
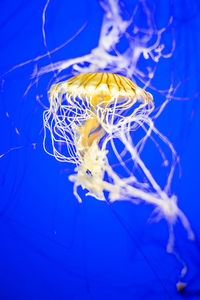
<box><xmin>49</xmin><ymin>72</ymin><xmax>153</xmax><ymax>110</ymax></box>
<box><xmin>43</xmin><ymin>72</ymin><xmax>194</xmax><ymax>252</ymax></box>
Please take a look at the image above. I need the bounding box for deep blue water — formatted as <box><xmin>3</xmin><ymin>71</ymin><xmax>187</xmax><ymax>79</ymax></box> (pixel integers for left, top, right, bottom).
<box><xmin>0</xmin><ymin>0</ymin><xmax>200</xmax><ymax>299</ymax></box>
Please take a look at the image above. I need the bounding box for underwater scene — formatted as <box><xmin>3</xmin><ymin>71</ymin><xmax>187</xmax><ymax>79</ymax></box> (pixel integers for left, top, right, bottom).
<box><xmin>0</xmin><ymin>0</ymin><xmax>200</xmax><ymax>299</ymax></box>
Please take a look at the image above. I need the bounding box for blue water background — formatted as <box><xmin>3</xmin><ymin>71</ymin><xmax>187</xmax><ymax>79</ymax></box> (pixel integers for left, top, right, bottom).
<box><xmin>0</xmin><ymin>0</ymin><xmax>200</xmax><ymax>299</ymax></box>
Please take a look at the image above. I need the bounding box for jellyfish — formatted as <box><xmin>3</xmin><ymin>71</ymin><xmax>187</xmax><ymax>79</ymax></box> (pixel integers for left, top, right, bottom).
<box><xmin>43</xmin><ymin>72</ymin><xmax>194</xmax><ymax>253</ymax></box>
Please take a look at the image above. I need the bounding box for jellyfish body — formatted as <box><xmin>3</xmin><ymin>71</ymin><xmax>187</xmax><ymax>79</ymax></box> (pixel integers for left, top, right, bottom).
<box><xmin>44</xmin><ymin>72</ymin><xmax>153</xmax><ymax>197</ymax></box>
<box><xmin>43</xmin><ymin>72</ymin><xmax>194</xmax><ymax>252</ymax></box>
